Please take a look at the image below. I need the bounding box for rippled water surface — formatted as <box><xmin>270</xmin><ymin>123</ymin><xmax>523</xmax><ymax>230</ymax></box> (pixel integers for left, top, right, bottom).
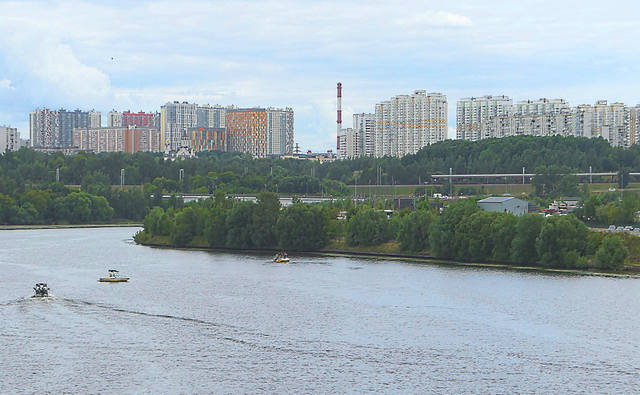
<box><xmin>1</xmin><ymin>227</ymin><xmax>640</xmax><ymax>393</ymax></box>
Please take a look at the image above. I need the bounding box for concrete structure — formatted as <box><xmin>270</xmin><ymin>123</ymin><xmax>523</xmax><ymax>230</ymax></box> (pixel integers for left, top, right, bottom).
<box><xmin>226</xmin><ymin>108</ymin><xmax>268</xmax><ymax>157</ymax></box>
<box><xmin>107</xmin><ymin>110</ymin><xmax>123</xmax><ymax>127</ymax></box>
<box><xmin>375</xmin><ymin>90</ymin><xmax>447</xmax><ymax>157</ymax></box>
<box><xmin>225</xmin><ymin>107</ymin><xmax>293</xmax><ymax>157</ymax></box>
<box><xmin>122</xmin><ymin>111</ymin><xmax>160</xmax><ymax>129</ymax></box>
<box><xmin>186</xmin><ymin>127</ymin><xmax>227</xmax><ymax>152</ymax></box>
<box><xmin>30</xmin><ymin>108</ymin><xmax>100</xmax><ymax>148</ymax></box>
<box><xmin>336</xmin><ymin>82</ymin><xmax>342</xmax><ymax>158</ymax></box>
<box><xmin>197</xmin><ymin>105</ymin><xmax>227</xmax><ymax>129</ymax></box>
<box><xmin>457</xmin><ymin>96</ymin><xmax>512</xmax><ymax>141</ymax></box>
<box><xmin>73</xmin><ymin>127</ymin><xmax>161</xmax><ymax>153</ymax></box>
<box><xmin>457</xmin><ymin>97</ymin><xmax>637</xmax><ymax>147</ymax></box>
<box><xmin>0</xmin><ymin>126</ymin><xmax>20</xmax><ymax>152</ymax></box>
<box><xmin>477</xmin><ymin>196</ymin><xmax>528</xmax><ymax>216</ymax></box>
<box><xmin>160</xmin><ymin>101</ymin><xmax>198</xmax><ymax>151</ymax></box>
<box><xmin>354</xmin><ymin>113</ymin><xmax>375</xmax><ymax>157</ymax></box>
<box><xmin>514</xmin><ymin>98</ymin><xmax>571</xmax><ymax>115</ymax></box>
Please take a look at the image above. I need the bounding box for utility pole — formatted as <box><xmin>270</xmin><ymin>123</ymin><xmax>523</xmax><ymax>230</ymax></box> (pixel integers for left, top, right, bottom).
<box><xmin>522</xmin><ymin>167</ymin><xmax>525</xmax><ymax>185</ymax></box>
<box><xmin>449</xmin><ymin>167</ymin><xmax>453</xmax><ymax>197</ymax></box>
<box><xmin>56</xmin><ymin>167</ymin><xmax>60</xmax><ymax>183</ymax></box>
<box><xmin>589</xmin><ymin>165</ymin><xmax>592</xmax><ymax>184</ymax></box>
<box><xmin>120</xmin><ymin>169</ymin><xmax>125</xmax><ymax>188</ymax></box>
<box><xmin>179</xmin><ymin>168</ymin><xmax>184</xmax><ymax>182</ymax></box>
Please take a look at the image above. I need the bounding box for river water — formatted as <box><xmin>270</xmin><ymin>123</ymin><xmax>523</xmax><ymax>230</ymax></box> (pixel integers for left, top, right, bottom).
<box><xmin>1</xmin><ymin>227</ymin><xmax>639</xmax><ymax>393</ymax></box>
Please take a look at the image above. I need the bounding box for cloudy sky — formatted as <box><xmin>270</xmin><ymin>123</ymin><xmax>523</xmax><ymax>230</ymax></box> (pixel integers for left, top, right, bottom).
<box><xmin>1</xmin><ymin>0</ymin><xmax>639</xmax><ymax>150</ymax></box>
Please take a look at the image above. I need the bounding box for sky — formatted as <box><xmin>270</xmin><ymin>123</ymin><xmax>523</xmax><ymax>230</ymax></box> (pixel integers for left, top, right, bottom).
<box><xmin>1</xmin><ymin>0</ymin><xmax>640</xmax><ymax>151</ymax></box>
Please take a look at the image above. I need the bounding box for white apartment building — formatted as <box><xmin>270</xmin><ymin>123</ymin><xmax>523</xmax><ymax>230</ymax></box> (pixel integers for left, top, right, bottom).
<box><xmin>375</xmin><ymin>90</ymin><xmax>447</xmax><ymax>157</ymax></box>
<box><xmin>457</xmin><ymin>97</ymin><xmax>635</xmax><ymax>147</ymax></box>
<box><xmin>514</xmin><ymin>98</ymin><xmax>571</xmax><ymax>115</ymax></box>
<box><xmin>108</xmin><ymin>110</ymin><xmax>123</xmax><ymax>127</ymax></box>
<box><xmin>160</xmin><ymin>101</ymin><xmax>198</xmax><ymax>150</ymax></box>
<box><xmin>456</xmin><ymin>96</ymin><xmax>512</xmax><ymax>141</ymax></box>
<box><xmin>265</xmin><ymin>107</ymin><xmax>294</xmax><ymax>155</ymax></box>
<box><xmin>353</xmin><ymin>113</ymin><xmax>375</xmax><ymax>157</ymax></box>
<box><xmin>628</xmin><ymin>106</ymin><xmax>640</xmax><ymax>146</ymax></box>
<box><xmin>196</xmin><ymin>104</ymin><xmax>227</xmax><ymax>129</ymax></box>
<box><xmin>337</xmin><ymin>128</ymin><xmax>348</xmax><ymax>159</ymax></box>
<box><xmin>0</xmin><ymin>126</ymin><xmax>20</xmax><ymax>152</ymax></box>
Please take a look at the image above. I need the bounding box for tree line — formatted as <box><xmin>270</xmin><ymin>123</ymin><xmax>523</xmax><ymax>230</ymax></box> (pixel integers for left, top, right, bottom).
<box><xmin>2</xmin><ymin>135</ymin><xmax>640</xmax><ymax>224</ymax></box>
<box><xmin>136</xmin><ymin>194</ymin><xmax>630</xmax><ymax>271</ymax></box>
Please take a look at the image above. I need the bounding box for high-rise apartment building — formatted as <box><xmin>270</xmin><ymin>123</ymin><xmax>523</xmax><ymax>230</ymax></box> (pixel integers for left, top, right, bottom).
<box><xmin>353</xmin><ymin>113</ymin><xmax>375</xmax><ymax>157</ymax></box>
<box><xmin>0</xmin><ymin>126</ymin><xmax>19</xmax><ymax>152</ymax></box>
<box><xmin>226</xmin><ymin>108</ymin><xmax>267</xmax><ymax>157</ymax></box>
<box><xmin>225</xmin><ymin>107</ymin><xmax>294</xmax><ymax>157</ymax></box>
<box><xmin>628</xmin><ymin>106</ymin><xmax>640</xmax><ymax>146</ymax></box>
<box><xmin>457</xmin><ymin>97</ymin><xmax>635</xmax><ymax>147</ymax></box>
<box><xmin>160</xmin><ymin>101</ymin><xmax>198</xmax><ymax>150</ymax></box>
<box><xmin>375</xmin><ymin>90</ymin><xmax>447</xmax><ymax>157</ymax></box>
<box><xmin>514</xmin><ymin>98</ymin><xmax>571</xmax><ymax>115</ymax></box>
<box><xmin>73</xmin><ymin>126</ymin><xmax>161</xmax><ymax>153</ymax></box>
<box><xmin>29</xmin><ymin>108</ymin><xmax>100</xmax><ymax>148</ymax></box>
<box><xmin>186</xmin><ymin>127</ymin><xmax>227</xmax><ymax>152</ymax></box>
<box><xmin>456</xmin><ymin>96</ymin><xmax>512</xmax><ymax>141</ymax></box>
<box><xmin>107</xmin><ymin>110</ymin><xmax>123</xmax><ymax>127</ymax></box>
<box><xmin>196</xmin><ymin>105</ymin><xmax>227</xmax><ymax>129</ymax></box>
<box><xmin>122</xmin><ymin>111</ymin><xmax>160</xmax><ymax>129</ymax></box>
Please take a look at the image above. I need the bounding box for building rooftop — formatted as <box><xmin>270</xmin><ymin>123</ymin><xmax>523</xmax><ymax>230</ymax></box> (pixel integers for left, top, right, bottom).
<box><xmin>477</xmin><ymin>196</ymin><xmax>518</xmax><ymax>203</ymax></box>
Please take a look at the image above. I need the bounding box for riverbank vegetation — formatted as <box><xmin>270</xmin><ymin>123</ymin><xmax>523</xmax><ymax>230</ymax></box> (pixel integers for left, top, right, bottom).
<box><xmin>134</xmin><ymin>192</ymin><xmax>636</xmax><ymax>272</ymax></box>
<box><xmin>3</xmin><ymin>135</ymin><xmax>640</xmax><ymax>225</ymax></box>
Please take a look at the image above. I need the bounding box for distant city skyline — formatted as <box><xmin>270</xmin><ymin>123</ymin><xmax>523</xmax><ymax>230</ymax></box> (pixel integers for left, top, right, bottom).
<box><xmin>2</xmin><ymin>1</ymin><xmax>640</xmax><ymax>151</ymax></box>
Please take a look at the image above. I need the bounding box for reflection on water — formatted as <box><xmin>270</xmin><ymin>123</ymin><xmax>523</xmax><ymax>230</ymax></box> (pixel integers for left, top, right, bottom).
<box><xmin>1</xmin><ymin>227</ymin><xmax>640</xmax><ymax>393</ymax></box>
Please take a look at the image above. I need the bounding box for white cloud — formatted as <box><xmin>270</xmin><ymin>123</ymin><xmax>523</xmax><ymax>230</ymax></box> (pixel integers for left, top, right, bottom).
<box><xmin>0</xmin><ymin>79</ymin><xmax>14</xmax><ymax>90</ymax></box>
<box><xmin>1</xmin><ymin>0</ymin><xmax>640</xmax><ymax>150</ymax></box>
<box><xmin>395</xmin><ymin>11</ymin><xmax>472</xmax><ymax>28</ymax></box>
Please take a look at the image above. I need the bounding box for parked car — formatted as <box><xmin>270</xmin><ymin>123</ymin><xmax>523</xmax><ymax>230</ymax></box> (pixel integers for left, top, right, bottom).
<box><xmin>608</xmin><ymin>225</ymin><xmax>617</xmax><ymax>231</ymax></box>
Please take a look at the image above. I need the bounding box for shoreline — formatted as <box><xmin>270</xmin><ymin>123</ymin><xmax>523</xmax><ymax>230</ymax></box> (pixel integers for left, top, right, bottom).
<box><xmin>0</xmin><ymin>224</ymin><xmax>142</xmax><ymax>230</ymax></box>
<box><xmin>137</xmin><ymin>241</ymin><xmax>640</xmax><ymax>278</ymax></box>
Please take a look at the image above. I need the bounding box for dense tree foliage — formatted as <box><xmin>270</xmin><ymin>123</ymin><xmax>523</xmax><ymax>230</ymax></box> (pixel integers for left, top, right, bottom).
<box><xmin>275</xmin><ymin>204</ymin><xmax>329</xmax><ymax>251</ymax></box>
<box><xmin>346</xmin><ymin>208</ymin><xmax>391</xmax><ymax>246</ymax></box>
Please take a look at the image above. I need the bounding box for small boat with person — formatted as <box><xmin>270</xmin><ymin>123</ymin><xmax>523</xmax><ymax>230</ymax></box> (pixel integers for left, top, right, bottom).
<box><xmin>99</xmin><ymin>269</ymin><xmax>130</xmax><ymax>283</ymax></box>
<box><xmin>33</xmin><ymin>283</ymin><xmax>50</xmax><ymax>297</ymax></box>
<box><xmin>273</xmin><ymin>251</ymin><xmax>290</xmax><ymax>263</ymax></box>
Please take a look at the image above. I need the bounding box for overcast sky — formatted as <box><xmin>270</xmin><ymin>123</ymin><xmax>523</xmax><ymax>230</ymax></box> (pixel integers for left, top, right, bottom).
<box><xmin>1</xmin><ymin>0</ymin><xmax>640</xmax><ymax>151</ymax></box>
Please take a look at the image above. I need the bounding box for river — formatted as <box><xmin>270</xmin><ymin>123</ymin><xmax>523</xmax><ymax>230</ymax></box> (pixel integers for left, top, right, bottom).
<box><xmin>1</xmin><ymin>227</ymin><xmax>639</xmax><ymax>393</ymax></box>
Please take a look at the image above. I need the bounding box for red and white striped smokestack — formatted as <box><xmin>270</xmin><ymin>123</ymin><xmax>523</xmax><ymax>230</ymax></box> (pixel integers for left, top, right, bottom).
<box><xmin>337</xmin><ymin>82</ymin><xmax>342</xmax><ymax>128</ymax></box>
<box><xmin>336</xmin><ymin>82</ymin><xmax>342</xmax><ymax>151</ymax></box>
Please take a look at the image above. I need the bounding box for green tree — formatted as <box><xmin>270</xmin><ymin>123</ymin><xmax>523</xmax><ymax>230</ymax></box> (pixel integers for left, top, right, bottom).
<box><xmin>397</xmin><ymin>209</ymin><xmax>434</xmax><ymax>252</ymax></box>
<box><xmin>429</xmin><ymin>199</ymin><xmax>479</xmax><ymax>259</ymax></box>
<box><xmin>170</xmin><ymin>207</ymin><xmax>201</xmax><ymax>247</ymax></box>
<box><xmin>250</xmin><ymin>192</ymin><xmax>281</xmax><ymax>247</ymax></box>
<box><xmin>275</xmin><ymin>204</ymin><xmax>328</xmax><ymax>250</ymax></box>
<box><xmin>346</xmin><ymin>208</ymin><xmax>390</xmax><ymax>246</ymax></box>
<box><xmin>510</xmin><ymin>214</ymin><xmax>544</xmax><ymax>264</ymax></box>
<box><xmin>536</xmin><ymin>215</ymin><xmax>588</xmax><ymax>268</ymax></box>
<box><xmin>143</xmin><ymin>206</ymin><xmax>165</xmax><ymax>235</ymax></box>
<box><xmin>204</xmin><ymin>207</ymin><xmax>228</xmax><ymax>247</ymax></box>
<box><xmin>225</xmin><ymin>202</ymin><xmax>255</xmax><ymax>248</ymax></box>
<box><xmin>594</xmin><ymin>235</ymin><xmax>628</xmax><ymax>270</ymax></box>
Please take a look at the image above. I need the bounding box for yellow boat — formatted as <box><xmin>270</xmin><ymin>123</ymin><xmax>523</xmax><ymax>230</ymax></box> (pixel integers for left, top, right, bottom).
<box><xmin>274</xmin><ymin>257</ymin><xmax>290</xmax><ymax>263</ymax></box>
<box><xmin>99</xmin><ymin>269</ymin><xmax>130</xmax><ymax>283</ymax></box>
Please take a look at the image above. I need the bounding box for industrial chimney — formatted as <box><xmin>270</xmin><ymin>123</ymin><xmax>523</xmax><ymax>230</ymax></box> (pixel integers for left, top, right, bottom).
<box><xmin>336</xmin><ymin>82</ymin><xmax>342</xmax><ymax>151</ymax></box>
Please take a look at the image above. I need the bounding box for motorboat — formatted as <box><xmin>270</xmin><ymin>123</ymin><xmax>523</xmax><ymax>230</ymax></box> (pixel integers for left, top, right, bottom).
<box><xmin>33</xmin><ymin>283</ymin><xmax>50</xmax><ymax>297</ymax></box>
<box><xmin>99</xmin><ymin>269</ymin><xmax>130</xmax><ymax>283</ymax></box>
<box><xmin>273</xmin><ymin>253</ymin><xmax>290</xmax><ymax>263</ymax></box>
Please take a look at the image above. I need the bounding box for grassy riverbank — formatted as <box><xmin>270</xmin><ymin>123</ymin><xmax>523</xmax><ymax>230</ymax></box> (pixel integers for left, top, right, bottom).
<box><xmin>136</xmin><ymin>235</ymin><xmax>639</xmax><ymax>278</ymax></box>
